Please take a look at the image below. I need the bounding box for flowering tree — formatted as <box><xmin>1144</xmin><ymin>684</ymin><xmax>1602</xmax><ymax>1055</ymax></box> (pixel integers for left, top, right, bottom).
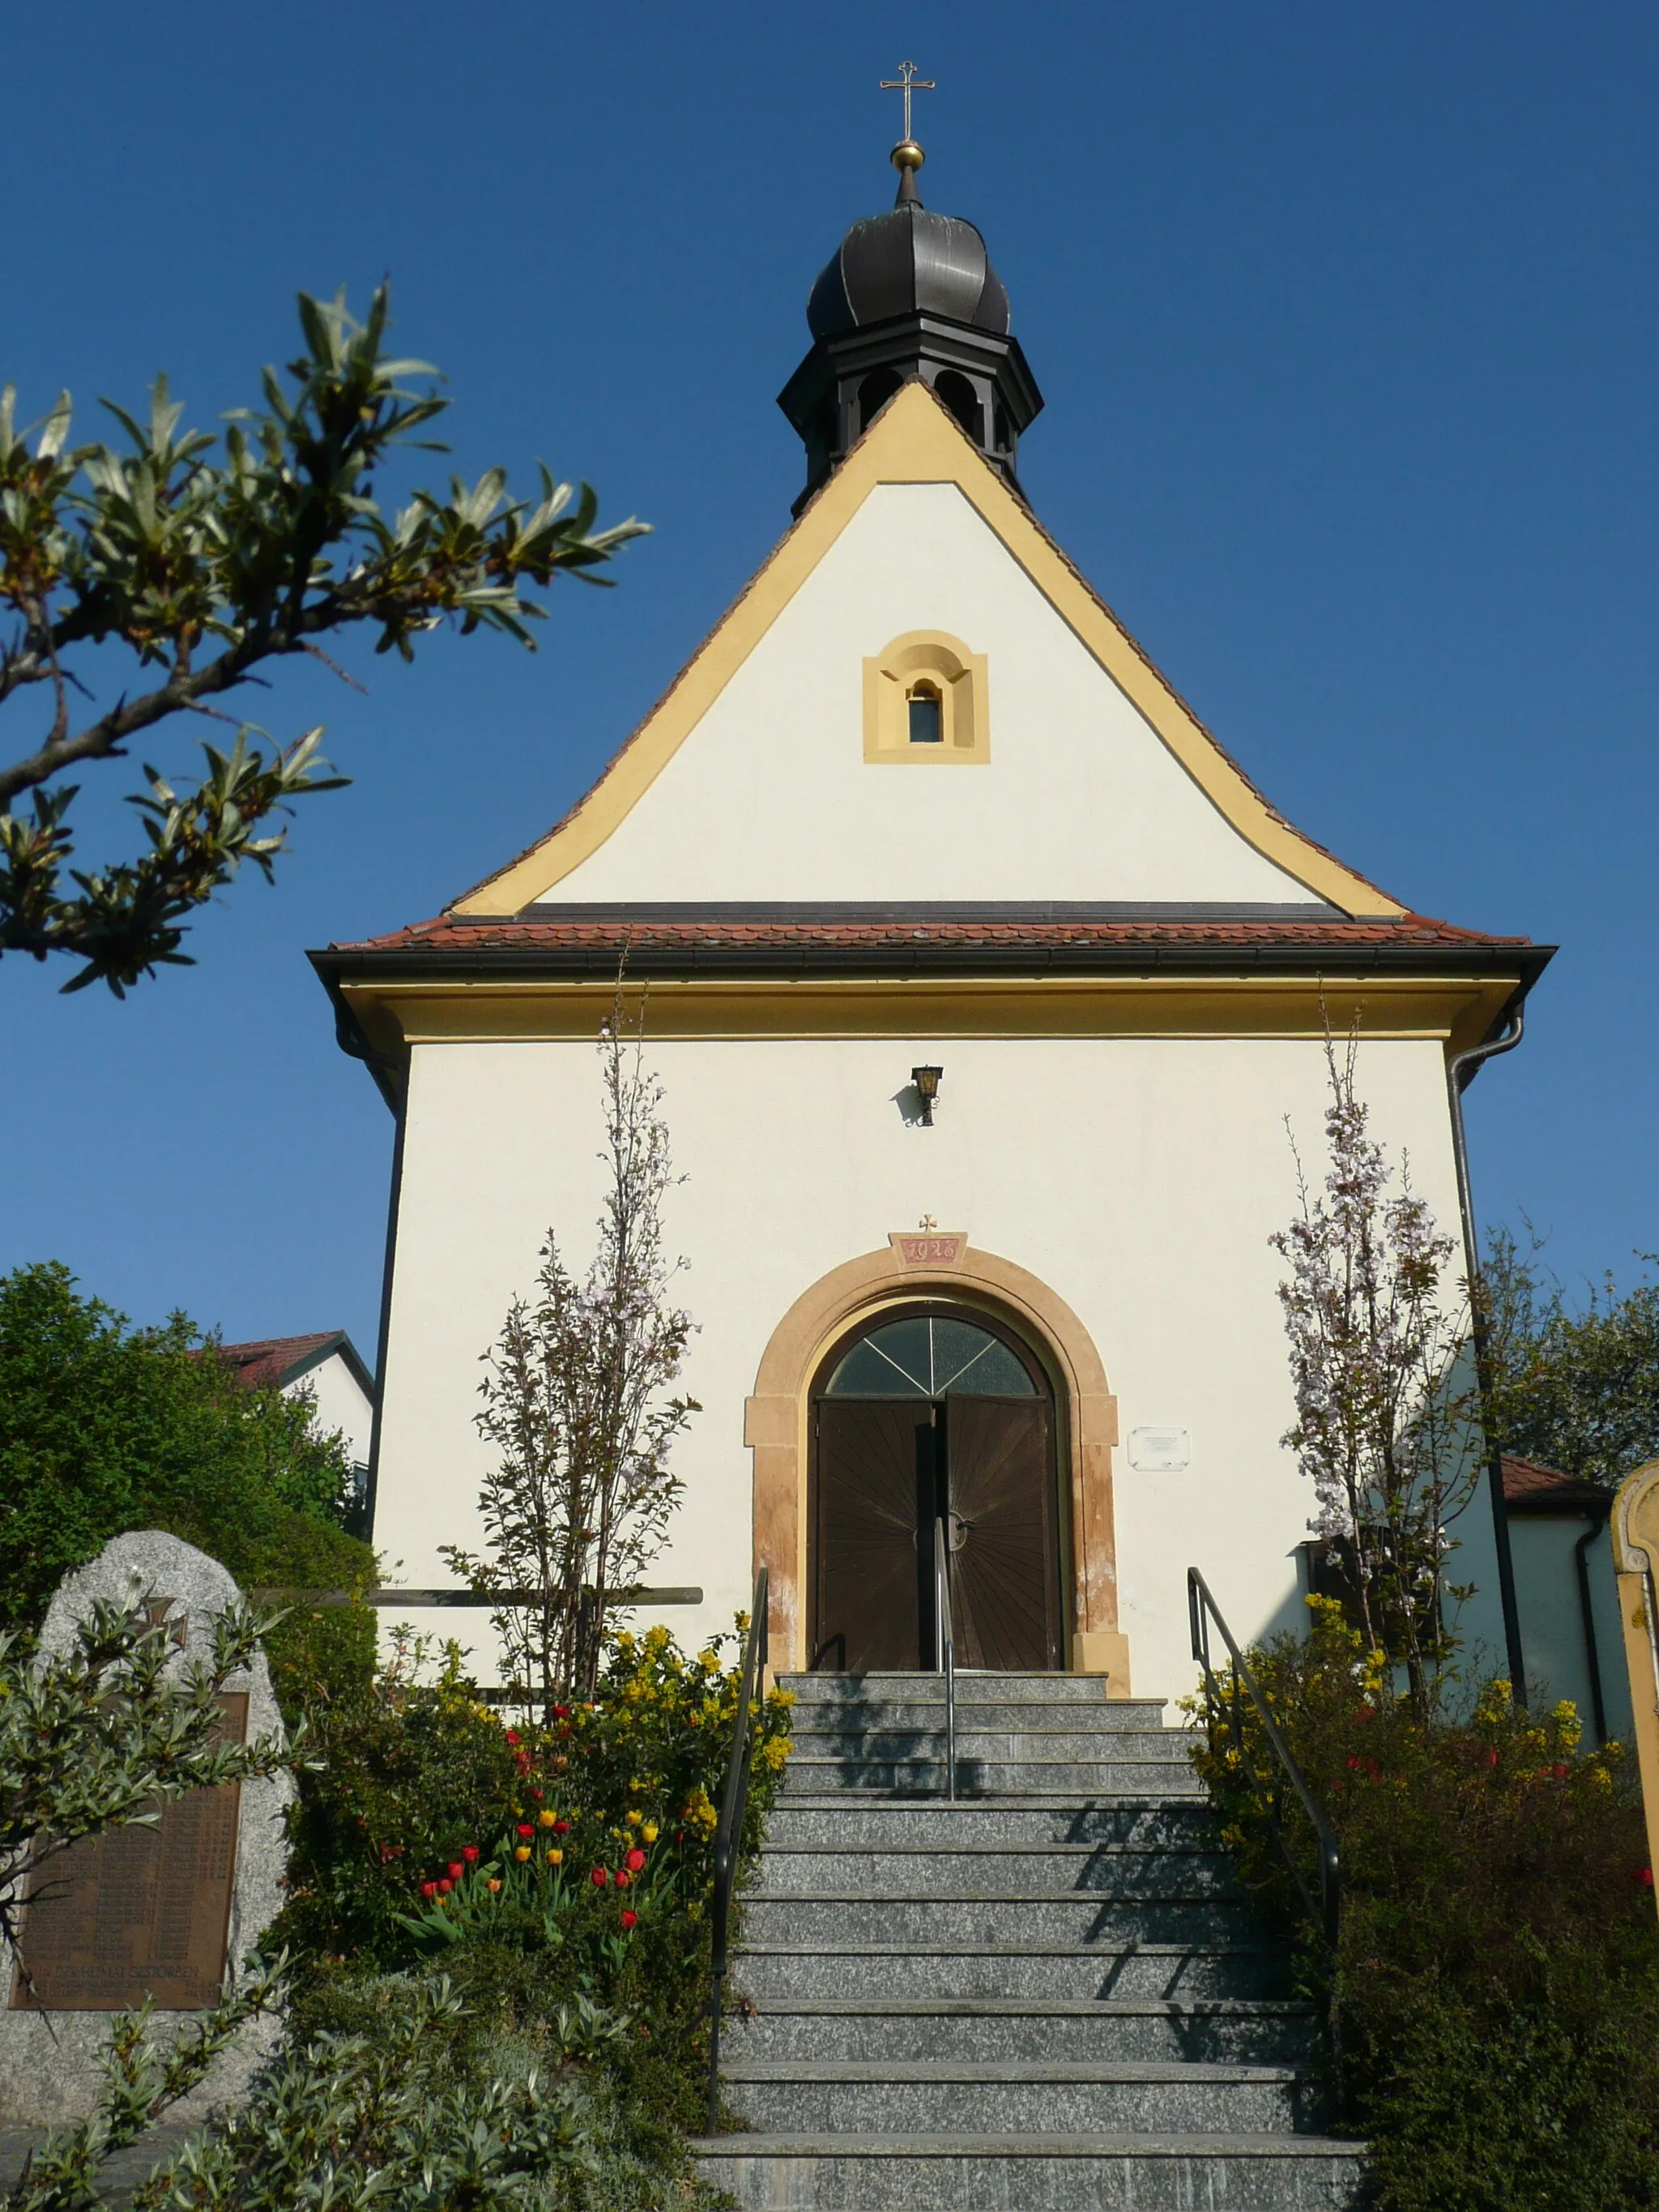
<box><xmin>1273</xmin><ymin>1029</ymin><xmax>1480</xmax><ymax>1702</ymax></box>
<box><xmin>444</xmin><ymin>987</ymin><xmax>697</xmax><ymax>1715</ymax></box>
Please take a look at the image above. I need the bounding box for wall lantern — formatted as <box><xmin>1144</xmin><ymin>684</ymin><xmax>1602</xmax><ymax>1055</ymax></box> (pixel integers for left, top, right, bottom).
<box><xmin>911</xmin><ymin>1064</ymin><xmax>944</xmax><ymax>1127</ymax></box>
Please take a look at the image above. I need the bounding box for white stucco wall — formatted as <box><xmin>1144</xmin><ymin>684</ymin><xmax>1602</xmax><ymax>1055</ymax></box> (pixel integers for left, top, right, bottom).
<box><xmin>539</xmin><ymin>483</ymin><xmax>1322</xmax><ymax>908</ymax></box>
<box><xmin>371</xmin><ymin>1028</ymin><xmax>1469</xmax><ymax>1703</ymax></box>
<box><xmin>288</xmin><ymin>1350</ymin><xmax>375</xmax><ymax>1471</ymax></box>
<box><xmin>1509</xmin><ymin>1517</ymin><xmax>1634</xmax><ymax>1741</ymax></box>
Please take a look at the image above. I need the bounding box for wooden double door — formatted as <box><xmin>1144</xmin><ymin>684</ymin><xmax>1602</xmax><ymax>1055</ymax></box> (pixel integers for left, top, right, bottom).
<box><xmin>808</xmin><ymin>1306</ymin><xmax>1065</xmax><ymax>1673</ymax></box>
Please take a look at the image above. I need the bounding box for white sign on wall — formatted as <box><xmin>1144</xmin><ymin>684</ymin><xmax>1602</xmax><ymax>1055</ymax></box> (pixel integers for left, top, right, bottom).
<box><xmin>1128</xmin><ymin>1426</ymin><xmax>1192</xmax><ymax>1473</ymax></box>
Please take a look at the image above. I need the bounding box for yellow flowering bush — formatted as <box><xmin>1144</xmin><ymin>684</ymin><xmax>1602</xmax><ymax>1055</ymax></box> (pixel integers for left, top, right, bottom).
<box><xmin>1185</xmin><ymin>1595</ymin><xmax>1659</xmax><ymax>2208</ymax></box>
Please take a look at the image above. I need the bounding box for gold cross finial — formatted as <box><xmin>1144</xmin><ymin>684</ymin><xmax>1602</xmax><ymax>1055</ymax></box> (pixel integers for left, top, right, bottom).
<box><xmin>880</xmin><ymin>59</ymin><xmax>935</xmax><ymax>150</ymax></box>
<box><xmin>919</xmin><ymin>1213</ymin><xmax>939</xmax><ymax>1232</ymax></box>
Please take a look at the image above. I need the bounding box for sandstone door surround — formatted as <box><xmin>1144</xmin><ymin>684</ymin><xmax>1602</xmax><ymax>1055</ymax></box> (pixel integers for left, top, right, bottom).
<box><xmin>745</xmin><ymin>1236</ymin><xmax>1129</xmax><ymax>1692</ymax></box>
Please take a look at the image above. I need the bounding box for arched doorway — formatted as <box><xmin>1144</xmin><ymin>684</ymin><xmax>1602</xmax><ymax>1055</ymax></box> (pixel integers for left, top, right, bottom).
<box><xmin>808</xmin><ymin>1302</ymin><xmax>1065</xmax><ymax>1673</ymax></box>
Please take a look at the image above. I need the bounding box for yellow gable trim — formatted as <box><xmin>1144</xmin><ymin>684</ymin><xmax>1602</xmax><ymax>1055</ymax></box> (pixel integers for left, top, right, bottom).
<box><xmin>452</xmin><ymin>382</ymin><xmax>1405</xmax><ymax>920</ymax></box>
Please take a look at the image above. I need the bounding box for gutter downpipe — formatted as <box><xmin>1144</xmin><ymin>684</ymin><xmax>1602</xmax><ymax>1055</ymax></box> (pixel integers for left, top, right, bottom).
<box><xmin>1446</xmin><ymin>1008</ymin><xmax>1529</xmax><ymax>1703</ymax></box>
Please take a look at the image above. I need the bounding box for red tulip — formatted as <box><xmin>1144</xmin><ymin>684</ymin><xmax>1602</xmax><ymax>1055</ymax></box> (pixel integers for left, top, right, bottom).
<box><xmin>447</xmin><ymin>1862</ymin><xmax>465</xmax><ymax>1880</ymax></box>
<box><xmin>591</xmin><ymin>1866</ymin><xmax>609</xmax><ymax>1887</ymax></box>
<box><xmin>437</xmin><ymin>1878</ymin><xmax>454</xmax><ymax>1894</ymax></box>
<box><xmin>516</xmin><ymin>1823</ymin><xmax>535</xmax><ymax>1839</ymax></box>
<box><xmin>554</xmin><ymin>1819</ymin><xmax>571</xmax><ymax>1836</ymax></box>
<box><xmin>505</xmin><ymin>1730</ymin><xmax>522</xmax><ymax>1746</ymax></box>
<box><xmin>1636</xmin><ymin>1867</ymin><xmax>1655</xmax><ymax>1889</ymax></box>
<box><xmin>615</xmin><ymin>1869</ymin><xmax>631</xmax><ymax>1890</ymax></box>
<box><xmin>462</xmin><ymin>1845</ymin><xmax>480</xmax><ymax>1863</ymax></box>
<box><xmin>420</xmin><ymin>1882</ymin><xmax>438</xmax><ymax>1899</ymax></box>
<box><xmin>554</xmin><ymin>1704</ymin><xmax>570</xmax><ymax>1719</ymax></box>
<box><xmin>625</xmin><ymin>1848</ymin><xmax>646</xmax><ymax>1873</ymax></box>
<box><xmin>620</xmin><ymin>1909</ymin><xmax>638</xmax><ymax>1930</ymax></box>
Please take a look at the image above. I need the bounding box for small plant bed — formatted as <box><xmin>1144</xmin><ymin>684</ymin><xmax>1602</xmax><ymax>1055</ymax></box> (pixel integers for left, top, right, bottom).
<box><xmin>1188</xmin><ymin>1597</ymin><xmax>1659</xmax><ymax>2212</ymax></box>
<box><xmin>7</xmin><ymin>1621</ymin><xmax>792</xmax><ymax>2212</ymax></box>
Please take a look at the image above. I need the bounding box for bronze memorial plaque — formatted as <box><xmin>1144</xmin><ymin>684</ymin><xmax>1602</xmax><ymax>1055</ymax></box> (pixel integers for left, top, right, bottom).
<box><xmin>11</xmin><ymin>1691</ymin><xmax>249</xmax><ymax>2011</ymax></box>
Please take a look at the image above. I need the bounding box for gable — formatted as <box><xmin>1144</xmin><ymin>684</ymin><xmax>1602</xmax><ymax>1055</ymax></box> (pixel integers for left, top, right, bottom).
<box><xmin>454</xmin><ymin>384</ymin><xmax>1404</xmax><ymax>919</ymax></box>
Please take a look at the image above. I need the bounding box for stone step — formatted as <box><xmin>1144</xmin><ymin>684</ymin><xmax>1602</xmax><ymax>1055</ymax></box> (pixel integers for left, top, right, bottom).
<box><xmin>783</xmin><ymin>1673</ymin><xmax>1162</xmax><ymax>1709</ymax></box>
<box><xmin>787</xmin><ymin>1701</ymin><xmax>1182</xmax><ymax>1734</ymax></box>
<box><xmin>764</xmin><ymin>1799</ymin><xmax>1218</xmax><ymax>1849</ymax></box>
<box><xmin>727</xmin><ymin>1996</ymin><xmax>1320</xmax><ymax>2067</ymax></box>
<box><xmin>742</xmin><ymin>1893</ymin><xmax>1257</xmax><ymax>1949</ymax></box>
<box><xmin>732</xmin><ymin>1994</ymin><xmax>1320</xmax><ymax>2069</ymax></box>
<box><xmin>752</xmin><ymin>1844</ymin><xmax>1242</xmax><ymax>1899</ymax></box>
<box><xmin>723</xmin><ymin>2058</ymin><xmax>1312</xmax><ymax>2136</ymax></box>
<box><xmin>779</xmin><ymin>1758</ymin><xmax>1207</xmax><ymax>1796</ymax></box>
<box><xmin>693</xmin><ymin>2133</ymin><xmax>1367</xmax><ymax>2211</ymax></box>
<box><xmin>732</xmin><ymin>1942</ymin><xmax>1294</xmax><ymax>2004</ymax></box>
<box><xmin>786</xmin><ymin>1727</ymin><xmax>1196</xmax><ymax>1764</ymax></box>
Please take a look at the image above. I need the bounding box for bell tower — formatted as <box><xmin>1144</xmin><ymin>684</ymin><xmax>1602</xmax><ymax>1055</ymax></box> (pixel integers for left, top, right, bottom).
<box><xmin>778</xmin><ymin>128</ymin><xmax>1043</xmax><ymax>514</ymax></box>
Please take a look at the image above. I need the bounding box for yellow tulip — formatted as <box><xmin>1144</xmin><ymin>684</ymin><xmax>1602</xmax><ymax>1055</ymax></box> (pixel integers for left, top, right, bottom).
<box><xmin>514</xmin><ymin>1846</ymin><xmax>531</xmax><ymax>1863</ymax></box>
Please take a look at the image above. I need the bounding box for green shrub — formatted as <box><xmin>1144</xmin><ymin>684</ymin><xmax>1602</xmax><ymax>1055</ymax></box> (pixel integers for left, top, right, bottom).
<box><xmin>0</xmin><ymin>1262</ymin><xmax>374</xmax><ymax>1701</ymax></box>
<box><xmin>1188</xmin><ymin>1597</ymin><xmax>1659</xmax><ymax>2206</ymax></box>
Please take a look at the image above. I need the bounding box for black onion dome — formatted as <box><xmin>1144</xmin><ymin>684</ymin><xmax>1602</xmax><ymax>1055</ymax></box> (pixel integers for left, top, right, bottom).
<box><xmin>807</xmin><ymin>203</ymin><xmax>1011</xmax><ymax>341</ymax></box>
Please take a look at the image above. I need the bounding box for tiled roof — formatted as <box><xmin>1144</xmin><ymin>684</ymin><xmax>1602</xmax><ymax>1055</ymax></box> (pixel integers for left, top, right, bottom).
<box><xmin>326</xmin><ymin>908</ymin><xmax>1531</xmax><ymax>961</ymax></box>
<box><xmin>1500</xmin><ymin>1454</ymin><xmax>1612</xmax><ymax>1512</ymax></box>
<box><xmin>212</xmin><ymin>1332</ymin><xmax>348</xmax><ymax>1392</ymax></box>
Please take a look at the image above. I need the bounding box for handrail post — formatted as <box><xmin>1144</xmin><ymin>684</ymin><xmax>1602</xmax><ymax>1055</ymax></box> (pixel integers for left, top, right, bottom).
<box><xmin>934</xmin><ymin>1518</ymin><xmax>956</xmax><ymax>1803</ymax></box>
<box><xmin>706</xmin><ymin>1564</ymin><xmax>768</xmax><ymax>2136</ymax></box>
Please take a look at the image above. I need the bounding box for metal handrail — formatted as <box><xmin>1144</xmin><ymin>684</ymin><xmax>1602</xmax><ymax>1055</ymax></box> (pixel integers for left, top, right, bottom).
<box><xmin>1188</xmin><ymin>1567</ymin><xmax>1341</xmax><ymax>1950</ymax></box>
<box><xmin>1188</xmin><ymin>1568</ymin><xmax>1344</xmax><ymax>2108</ymax></box>
<box><xmin>933</xmin><ymin>1518</ymin><xmax>957</xmax><ymax>1803</ymax></box>
<box><xmin>706</xmin><ymin>1565</ymin><xmax>769</xmax><ymax>2134</ymax></box>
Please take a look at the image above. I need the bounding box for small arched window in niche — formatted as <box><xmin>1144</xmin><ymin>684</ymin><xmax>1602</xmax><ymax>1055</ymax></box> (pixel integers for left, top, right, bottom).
<box><xmin>907</xmin><ymin>680</ymin><xmax>943</xmax><ymax>745</ymax></box>
<box><xmin>862</xmin><ymin>631</ymin><xmax>990</xmax><ymax>765</ymax></box>
<box><xmin>934</xmin><ymin>370</ymin><xmax>983</xmax><ymax>446</ymax></box>
<box><xmin>857</xmin><ymin>368</ymin><xmax>903</xmax><ymax>437</ymax></box>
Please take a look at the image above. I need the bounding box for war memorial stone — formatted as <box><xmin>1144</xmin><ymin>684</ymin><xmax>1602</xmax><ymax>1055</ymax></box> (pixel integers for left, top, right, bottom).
<box><xmin>0</xmin><ymin>1532</ymin><xmax>292</xmax><ymax>2126</ymax></box>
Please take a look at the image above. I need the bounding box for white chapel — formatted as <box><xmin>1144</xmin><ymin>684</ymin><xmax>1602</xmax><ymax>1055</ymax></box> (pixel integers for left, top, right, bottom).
<box><xmin>313</xmin><ymin>143</ymin><xmax>1549</xmax><ymax>1701</ymax></box>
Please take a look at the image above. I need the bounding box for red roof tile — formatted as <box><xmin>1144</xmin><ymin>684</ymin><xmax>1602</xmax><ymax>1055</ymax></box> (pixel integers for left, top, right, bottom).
<box><xmin>327</xmin><ymin>910</ymin><xmax>1530</xmax><ymax>958</ymax></box>
<box><xmin>212</xmin><ymin>1332</ymin><xmax>347</xmax><ymax>1392</ymax></box>
<box><xmin>1501</xmin><ymin>1454</ymin><xmax>1610</xmax><ymax>1511</ymax></box>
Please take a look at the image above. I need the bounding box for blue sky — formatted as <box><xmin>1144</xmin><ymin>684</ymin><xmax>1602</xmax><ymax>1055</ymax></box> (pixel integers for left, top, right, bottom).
<box><xmin>2</xmin><ymin>2</ymin><xmax>1655</xmax><ymax>1360</ymax></box>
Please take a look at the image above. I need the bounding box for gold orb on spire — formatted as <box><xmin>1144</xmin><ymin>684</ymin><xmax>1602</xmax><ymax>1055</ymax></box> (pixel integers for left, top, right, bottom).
<box><xmin>890</xmin><ymin>139</ymin><xmax>925</xmax><ymax>174</ymax></box>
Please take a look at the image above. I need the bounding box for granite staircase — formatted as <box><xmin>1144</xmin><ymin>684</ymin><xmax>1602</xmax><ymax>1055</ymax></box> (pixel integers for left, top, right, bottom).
<box><xmin>694</xmin><ymin>1672</ymin><xmax>1363</xmax><ymax>2210</ymax></box>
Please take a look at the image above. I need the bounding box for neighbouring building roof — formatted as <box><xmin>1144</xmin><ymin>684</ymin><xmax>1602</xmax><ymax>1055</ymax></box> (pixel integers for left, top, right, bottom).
<box><xmin>212</xmin><ymin>1331</ymin><xmax>375</xmax><ymax>1398</ymax></box>
<box><xmin>1500</xmin><ymin>1453</ymin><xmax>1613</xmax><ymax>1516</ymax></box>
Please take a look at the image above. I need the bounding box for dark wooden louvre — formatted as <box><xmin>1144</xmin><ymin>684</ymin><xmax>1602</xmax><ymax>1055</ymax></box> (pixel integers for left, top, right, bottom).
<box><xmin>812</xmin><ymin>1400</ymin><xmax>936</xmax><ymax>1671</ymax></box>
<box><xmin>945</xmin><ymin>1397</ymin><xmax>1062</xmax><ymax>1669</ymax></box>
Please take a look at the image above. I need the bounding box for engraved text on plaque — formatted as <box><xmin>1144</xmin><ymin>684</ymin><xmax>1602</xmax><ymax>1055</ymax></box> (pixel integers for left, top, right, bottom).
<box><xmin>11</xmin><ymin>1691</ymin><xmax>248</xmax><ymax>2011</ymax></box>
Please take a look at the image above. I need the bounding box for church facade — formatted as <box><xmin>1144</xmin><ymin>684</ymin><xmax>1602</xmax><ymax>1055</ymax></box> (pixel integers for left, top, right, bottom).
<box><xmin>314</xmin><ymin>160</ymin><xmax>1548</xmax><ymax>1700</ymax></box>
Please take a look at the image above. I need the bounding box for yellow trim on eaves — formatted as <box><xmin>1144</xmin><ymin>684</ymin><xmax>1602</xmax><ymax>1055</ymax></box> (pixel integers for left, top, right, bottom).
<box><xmin>341</xmin><ymin>971</ymin><xmax>1516</xmax><ymax>1060</ymax></box>
<box><xmin>451</xmin><ymin>382</ymin><xmax>1406</xmax><ymax>921</ymax></box>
